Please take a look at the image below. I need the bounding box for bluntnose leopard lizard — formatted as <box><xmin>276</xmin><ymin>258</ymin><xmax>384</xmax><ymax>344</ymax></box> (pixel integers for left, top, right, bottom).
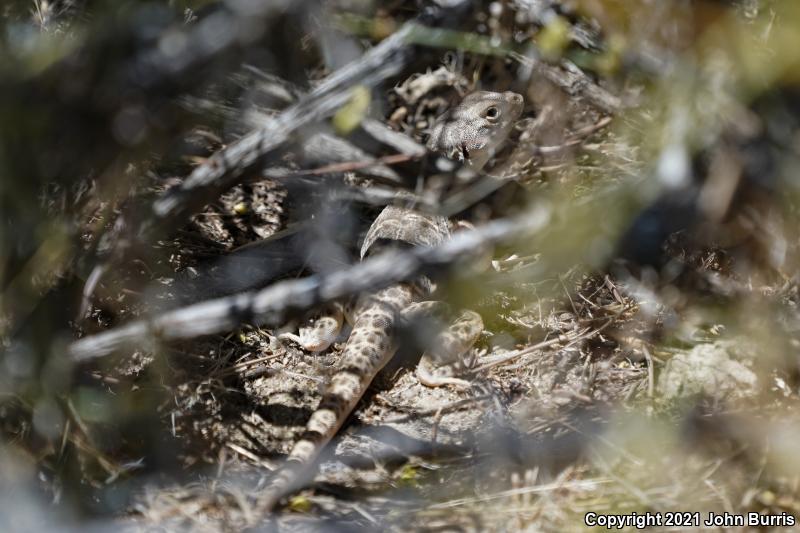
<box><xmin>258</xmin><ymin>89</ymin><xmax>524</xmax><ymax>514</ymax></box>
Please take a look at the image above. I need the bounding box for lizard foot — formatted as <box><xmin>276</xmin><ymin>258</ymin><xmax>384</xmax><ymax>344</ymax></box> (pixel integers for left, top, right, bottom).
<box><xmin>278</xmin><ymin>303</ymin><xmax>344</xmax><ymax>352</ymax></box>
<box><xmin>406</xmin><ymin>306</ymin><xmax>484</xmax><ymax>388</ymax></box>
<box><xmin>416</xmin><ymin>354</ymin><xmax>472</xmax><ymax>389</ymax></box>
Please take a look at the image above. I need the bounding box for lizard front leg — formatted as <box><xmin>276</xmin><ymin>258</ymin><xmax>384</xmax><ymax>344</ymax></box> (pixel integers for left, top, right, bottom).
<box><xmin>278</xmin><ymin>302</ymin><xmax>345</xmax><ymax>352</ymax></box>
<box><xmin>402</xmin><ymin>301</ymin><xmax>484</xmax><ymax>388</ymax></box>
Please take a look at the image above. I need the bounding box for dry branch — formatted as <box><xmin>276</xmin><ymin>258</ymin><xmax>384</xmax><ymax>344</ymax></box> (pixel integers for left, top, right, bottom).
<box><xmin>68</xmin><ymin>206</ymin><xmax>551</xmax><ymax>361</ymax></box>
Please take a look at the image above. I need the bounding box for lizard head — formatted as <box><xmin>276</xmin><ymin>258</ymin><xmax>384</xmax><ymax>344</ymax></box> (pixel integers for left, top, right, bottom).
<box><xmin>427</xmin><ymin>90</ymin><xmax>524</xmax><ymax>169</ymax></box>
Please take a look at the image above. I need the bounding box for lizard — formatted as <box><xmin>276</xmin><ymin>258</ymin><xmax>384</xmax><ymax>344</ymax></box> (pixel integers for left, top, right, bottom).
<box><xmin>276</xmin><ymin>90</ymin><xmax>524</xmax><ymax>354</ymax></box>
<box><xmin>257</xmin><ymin>89</ymin><xmax>524</xmax><ymax>514</ymax></box>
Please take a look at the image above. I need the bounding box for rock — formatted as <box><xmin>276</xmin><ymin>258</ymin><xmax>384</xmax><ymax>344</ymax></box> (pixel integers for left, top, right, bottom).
<box><xmin>657</xmin><ymin>340</ymin><xmax>759</xmax><ymax>401</ymax></box>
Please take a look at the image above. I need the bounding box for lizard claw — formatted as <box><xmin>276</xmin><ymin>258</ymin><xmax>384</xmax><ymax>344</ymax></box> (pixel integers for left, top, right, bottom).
<box><xmin>416</xmin><ymin>355</ymin><xmax>473</xmax><ymax>389</ymax></box>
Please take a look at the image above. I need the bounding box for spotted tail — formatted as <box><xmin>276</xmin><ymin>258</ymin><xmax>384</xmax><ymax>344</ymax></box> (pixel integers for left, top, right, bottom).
<box><xmin>258</xmin><ymin>283</ymin><xmax>415</xmax><ymax>512</ymax></box>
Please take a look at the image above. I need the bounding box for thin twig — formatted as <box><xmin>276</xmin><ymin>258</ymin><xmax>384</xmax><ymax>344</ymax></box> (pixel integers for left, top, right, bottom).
<box><xmin>286</xmin><ymin>152</ymin><xmax>415</xmax><ymax>177</ymax></box>
<box><xmin>424</xmin><ymin>479</ymin><xmax>612</xmax><ymax>510</ymax></box>
<box><xmin>474</xmin><ymin>307</ymin><xmax>627</xmax><ymax>373</ymax></box>
<box><xmin>384</xmin><ymin>394</ymin><xmax>492</xmax><ymax>424</ymax></box>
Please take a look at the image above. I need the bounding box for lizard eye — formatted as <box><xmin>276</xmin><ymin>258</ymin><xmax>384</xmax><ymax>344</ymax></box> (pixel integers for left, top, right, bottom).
<box><xmin>483</xmin><ymin>105</ymin><xmax>500</xmax><ymax>122</ymax></box>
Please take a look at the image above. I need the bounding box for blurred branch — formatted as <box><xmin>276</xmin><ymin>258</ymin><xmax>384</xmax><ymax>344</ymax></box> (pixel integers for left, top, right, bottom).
<box><xmin>140</xmin><ymin>20</ymin><xmax>429</xmax><ymax>241</ymax></box>
<box><xmin>68</xmin><ymin>206</ymin><xmax>551</xmax><ymax>361</ymax></box>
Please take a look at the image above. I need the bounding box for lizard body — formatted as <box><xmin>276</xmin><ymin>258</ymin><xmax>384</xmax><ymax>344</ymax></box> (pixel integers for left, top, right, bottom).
<box><xmin>260</xmin><ymin>207</ymin><xmax>452</xmax><ymax>512</ymax></box>
<box><xmin>259</xmin><ymin>90</ymin><xmax>523</xmax><ymax>513</ymax></box>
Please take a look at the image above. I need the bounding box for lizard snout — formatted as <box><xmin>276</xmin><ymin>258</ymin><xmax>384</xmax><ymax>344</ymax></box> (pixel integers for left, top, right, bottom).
<box><xmin>504</xmin><ymin>91</ymin><xmax>524</xmax><ymax>105</ymax></box>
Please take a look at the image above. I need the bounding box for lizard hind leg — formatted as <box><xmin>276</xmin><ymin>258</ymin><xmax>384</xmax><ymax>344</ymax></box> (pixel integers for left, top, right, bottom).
<box><xmin>403</xmin><ymin>302</ymin><xmax>483</xmax><ymax>388</ymax></box>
